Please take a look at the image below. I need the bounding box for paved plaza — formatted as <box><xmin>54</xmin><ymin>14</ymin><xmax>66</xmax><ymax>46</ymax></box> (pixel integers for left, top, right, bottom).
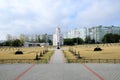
<box><xmin>0</xmin><ymin>49</ymin><xmax>120</xmax><ymax>80</ymax></box>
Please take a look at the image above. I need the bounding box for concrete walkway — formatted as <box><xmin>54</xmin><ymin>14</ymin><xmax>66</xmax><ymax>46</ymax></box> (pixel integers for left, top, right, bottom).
<box><xmin>49</xmin><ymin>49</ymin><xmax>66</xmax><ymax>64</ymax></box>
<box><xmin>0</xmin><ymin>64</ymin><xmax>120</xmax><ymax>80</ymax></box>
<box><xmin>0</xmin><ymin>49</ymin><xmax>120</xmax><ymax>80</ymax></box>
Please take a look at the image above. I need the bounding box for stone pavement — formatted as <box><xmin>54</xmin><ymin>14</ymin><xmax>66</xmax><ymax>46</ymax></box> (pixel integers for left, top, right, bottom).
<box><xmin>0</xmin><ymin>49</ymin><xmax>120</xmax><ymax>80</ymax></box>
<box><xmin>0</xmin><ymin>64</ymin><xmax>120</xmax><ymax>80</ymax></box>
<box><xmin>49</xmin><ymin>49</ymin><xmax>66</xmax><ymax>64</ymax></box>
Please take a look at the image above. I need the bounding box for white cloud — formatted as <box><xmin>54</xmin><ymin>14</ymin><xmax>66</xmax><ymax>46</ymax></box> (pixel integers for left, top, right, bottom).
<box><xmin>76</xmin><ymin>0</ymin><xmax>120</xmax><ymax>26</ymax></box>
<box><xmin>0</xmin><ymin>0</ymin><xmax>120</xmax><ymax>40</ymax></box>
<box><xmin>0</xmin><ymin>0</ymin><xmax>8</xmax><ymax>9</ymax></box>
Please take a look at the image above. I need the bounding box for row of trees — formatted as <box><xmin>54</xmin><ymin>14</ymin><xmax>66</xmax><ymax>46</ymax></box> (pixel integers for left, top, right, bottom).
<box><xmin>6</xmin><ymin>34</ymin><xmax>52</xmax><ymax>43</ymax></box>
<box><xmin>64</xmin><ymin>38</ymin><xmax>84</xmax><ymax>45</ymax></box>
<box><xmin>0</xmin><ymin>39</ymin><xmax>23</xmax><ymax>47</ymax></box>
<box><xmin>0</xmin><ymin>34</ymin><xmax>53</xmax><ymax>47</ymax></box>
<box><xmin>64</xmin><ymin>33</ymin><xmax>120</xmax><ymax>45</ymax></box>
<box><xmin>1</xmin><ymin>33</ymin><xmax>119</xmax><ymax>46</ymax></box>
<box><xmin>0</xmin><ymin>39</ymin><xmax>52</xmax><ymax>47</ymax></box>
<box><xmin>102</xmin><ymin>33</ymin><xmax>120</xmax><ymax>43</ymax></box>
<box><xmin>85</xmin><ymin>33</ymin><xmax>120</xmax><ymax>44</ymax></box>
<box><xmin>19</xmin><ymin>34</ymin><xmax>52</xmax><ymax>45</ymax></box>
<box><xmin>19</xmin><ymin>34</ymin><xmax>52</xmax><ymax>43</ymax></box>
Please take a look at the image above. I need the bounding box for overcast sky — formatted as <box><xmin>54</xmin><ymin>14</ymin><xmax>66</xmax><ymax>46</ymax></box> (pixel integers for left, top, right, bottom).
<box><xmin>0</xmin><ymin>0</ymin><xmax>120</xmax><ymax>40</ymax></box>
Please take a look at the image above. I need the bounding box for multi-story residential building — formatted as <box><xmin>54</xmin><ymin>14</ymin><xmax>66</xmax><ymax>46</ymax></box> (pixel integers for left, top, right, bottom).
<box><xmin>89</xmin><ymin>25</ymin><xmax>120</xmax><ymax>42</ymax></box>
<box><xmin>64</xmin><ymin>28</ymin><xmax>87</xmax><ymax>41</ymax></box>
<box><xmin>64</xmin><ymin>26</ymin><xmax>120</xmax><ymax>43</ymax></box>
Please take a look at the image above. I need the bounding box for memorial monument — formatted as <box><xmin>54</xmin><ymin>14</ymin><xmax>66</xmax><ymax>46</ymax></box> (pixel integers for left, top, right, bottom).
<box><xmin>53</xmin><ymin>27</ymin><xmax>63</xmax><ymax>49</ymax></box>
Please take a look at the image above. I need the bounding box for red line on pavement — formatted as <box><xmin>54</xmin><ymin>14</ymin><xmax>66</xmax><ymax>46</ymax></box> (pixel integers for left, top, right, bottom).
<box><xmin>14</xmin><ymin>64</ymin><xmax>35</xmax><ymax>80</ymax></box>
<box><xmin>82</xmin><ymin>64</ymin><xmax>104</xmax><ymax>80</ymax></box>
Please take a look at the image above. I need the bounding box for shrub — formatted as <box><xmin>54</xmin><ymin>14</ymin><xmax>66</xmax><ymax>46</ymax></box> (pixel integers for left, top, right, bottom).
<box><xmin>15</xmin><ymin>49</ymin><xmax>23</xmax><ymax>54</ymax></box>
<box><xmin>94</xmin><ymin>46</ymin><xmax>102</xmax><ymax>51</ymax></box>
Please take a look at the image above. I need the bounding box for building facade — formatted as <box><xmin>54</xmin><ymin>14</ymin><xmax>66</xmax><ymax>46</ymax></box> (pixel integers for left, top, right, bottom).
<box><xmin>24</xmin><ymin>42</ymin><xmax>49</xmax><ymax>47</ymax></box>
<box><xmin>53</xmin><ymin>27</ymin><xmax>63</xmax><ymax>46</ymax></box>
<box><xmin>89</xmin><ymin>25</ymin><xmax>120</xmax><ymax>42</ymax></box>
<box><xmin>64</xmin><ymin>28</ymin><xmax>87</xmax><ymax>41</ymax></box>
<box><xmin>64</xmin><ymin>26</ymin><xmax>120</xmax><ymax>43</ymax></box>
